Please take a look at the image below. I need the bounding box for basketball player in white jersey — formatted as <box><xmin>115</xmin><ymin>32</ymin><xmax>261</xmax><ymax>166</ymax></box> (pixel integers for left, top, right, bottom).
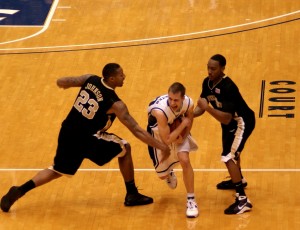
<box><xmin>147</xmin><ymin>82</ymin><xmax>199</xmax><ymax>218</ymax></box>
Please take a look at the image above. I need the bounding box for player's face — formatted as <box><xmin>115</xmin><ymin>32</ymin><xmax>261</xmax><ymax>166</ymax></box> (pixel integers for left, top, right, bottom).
<box><xmin>207</xmin><ymin>59</ymin><xmax>225</xmax><ymax>83</ymax></box>
<box><xmin>112</xmin><ymin>67</ymin><xmax>126</xmax><ymax>87</ymax></box>
<box><xmin>168</xmin><ymin>92</ymin><xmax>184</xmax><ymax>112</ymax></box>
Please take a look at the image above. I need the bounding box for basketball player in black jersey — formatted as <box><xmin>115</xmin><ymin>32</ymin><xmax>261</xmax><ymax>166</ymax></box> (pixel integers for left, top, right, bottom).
<box><xmin>193</xmin><ymin>54</ymin><xmax>255</xmax><ymax>215</ymax></box>
<box><xmin>1</xmin><ymin>63</ymin><xmax>170</xmax><ymax>213</ymax></box>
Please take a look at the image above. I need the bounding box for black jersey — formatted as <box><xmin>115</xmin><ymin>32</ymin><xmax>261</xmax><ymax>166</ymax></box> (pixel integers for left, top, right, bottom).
<box><xmin>200</xmin><ymin>76</ymin><xmax>254</xmax><ymax>123</ymax></box>
<box><xmin>62</xmin><ymin>75</ymin><xmax>120</xmax><ymax>135</ymax></box>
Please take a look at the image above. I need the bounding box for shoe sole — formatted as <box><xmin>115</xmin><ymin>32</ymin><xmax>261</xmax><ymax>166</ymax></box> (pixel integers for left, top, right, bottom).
<box><xmin>124</xmin><ymin>202</ymin><xmax>153</xmax><ymax>206</ymax></box>
<box><xmin>236</xmin><ymin>206</ymin><xmax>252</xmax><ymax>214</ymax></box>
<box><xmin>186</xmin><ymin>213</ymin><xmax>199</xmax><ymax>218</ymax></box>
<box><xmin>224</xmin><ymin>204</ymin><xmax>253</xmax><ymax>215</ymax></box>
<box><xmin>124</xmin><ymin>200</ymin><xmax>153</xmax><ymax>206</ymax></box>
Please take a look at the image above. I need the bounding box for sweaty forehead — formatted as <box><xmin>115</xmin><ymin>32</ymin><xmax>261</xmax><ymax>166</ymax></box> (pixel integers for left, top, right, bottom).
<box><xmin>168</xmin><ymin>91</ymin><xmax>183</xmax><ymax>100</ymax></box>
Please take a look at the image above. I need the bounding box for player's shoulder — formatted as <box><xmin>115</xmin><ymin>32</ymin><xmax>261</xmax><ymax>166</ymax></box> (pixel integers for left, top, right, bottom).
<box><xmin>184</xmin><ymin>95</ymin><xmax>194</xmax><ymax>105</ymax></box>
<box><xmin>223</xmin><ymin>76</ymin><xmax>235</xmax><ymax>84</ymax></box>
<box><xmin>222</xmin><ymin>76</ymin><xmax>238</xmax><ymax>89</ymax></box>
<box><xmin>86</xmin><ymin>74</ymin><xmax>100</xmax><ymax>80</ymax></box>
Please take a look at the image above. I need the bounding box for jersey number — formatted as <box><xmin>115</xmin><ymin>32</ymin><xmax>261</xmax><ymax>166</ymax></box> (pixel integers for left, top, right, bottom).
<box><xmin>74</xmin><ymin>90</ymin><xmax>99</xmax><ymax>119</ymax></box>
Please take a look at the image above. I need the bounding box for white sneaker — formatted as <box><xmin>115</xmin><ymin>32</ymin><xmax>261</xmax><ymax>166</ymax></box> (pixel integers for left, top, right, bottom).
<box><xmin>165</xmin><ymin>170</ymin><xmax>177</xmax><ymax>189</ymax></box>
<box><xmin>186</xmin><ymin>199</ymin><xmax>199</xmax><ymax>218</ymax></box>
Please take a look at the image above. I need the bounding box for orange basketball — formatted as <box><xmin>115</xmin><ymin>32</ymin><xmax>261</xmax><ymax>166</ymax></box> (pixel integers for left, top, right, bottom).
<box><xmin>169</xmin><ymin>117</ymin><xmax>187</xmax><ymax>137</ymax></box>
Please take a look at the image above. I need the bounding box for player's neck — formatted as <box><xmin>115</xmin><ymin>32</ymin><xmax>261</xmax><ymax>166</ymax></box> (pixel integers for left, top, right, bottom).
<box><xmin>211</xmin><ymin>74</ymin><xmax>224</xmax><ymax>87</ymax></box>
<box><xmin>102</xmin><ymin>78</ymin><xmax>116</xmax><ymax>90</ymax></box>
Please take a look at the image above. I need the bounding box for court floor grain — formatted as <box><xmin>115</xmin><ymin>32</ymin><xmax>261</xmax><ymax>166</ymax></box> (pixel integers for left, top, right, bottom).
<box><xmin>0</xmin><ymin>1</ymin><xmax>299</xmax><ymax>229</ymax></box>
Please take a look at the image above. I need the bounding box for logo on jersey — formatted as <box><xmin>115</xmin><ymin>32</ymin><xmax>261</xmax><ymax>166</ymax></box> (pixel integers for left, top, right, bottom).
<box><xmin>207</xmin><ymin>95</ymin><xmax>222</xmax><ymax>108</ymax></box>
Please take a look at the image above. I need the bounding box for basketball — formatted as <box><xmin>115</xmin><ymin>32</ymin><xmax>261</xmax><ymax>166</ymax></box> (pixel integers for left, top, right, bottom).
<box><xmin>169</xmin><ymin>117</ymin><xmax>187</xmax><ymax>137</ymax></box>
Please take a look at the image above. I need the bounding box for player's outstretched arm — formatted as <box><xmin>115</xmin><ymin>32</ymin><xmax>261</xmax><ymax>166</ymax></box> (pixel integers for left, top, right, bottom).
<box><xmin>110</xmin><ymin>101</ymin><xmax>170</xmax><ymax>158</ymax></box>
<box><xmin>57</xmin><ymin>74</ymin><xmax>94</xmax><ymax>89</ymax></box>
<box><xmin>197</xmin><ymin>98</ymin><xmax>232</xmax><ymax>124</ymax></box>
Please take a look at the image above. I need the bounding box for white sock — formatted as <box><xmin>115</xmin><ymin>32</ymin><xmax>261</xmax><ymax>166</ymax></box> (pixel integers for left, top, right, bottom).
<box><xmin>187</xmin><ymin>193</ymin><xmax>195</xmax><ymax>200</ymax></box>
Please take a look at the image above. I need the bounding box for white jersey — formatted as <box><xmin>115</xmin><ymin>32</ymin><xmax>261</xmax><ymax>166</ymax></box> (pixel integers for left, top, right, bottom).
<box><xmin>147</xmin><ymin>94</ymin><xmax>198</xmax><ymax>177</ymax></box>
<box><xmin>147</xmin><ymin>94</ymin><xmax>194</xmax><ymax>127</ymax></box>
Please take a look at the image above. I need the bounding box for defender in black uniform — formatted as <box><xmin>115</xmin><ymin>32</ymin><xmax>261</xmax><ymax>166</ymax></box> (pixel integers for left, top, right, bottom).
<box><xmin>194</xmin><ymin>54</ymin><xmax>255</xmax><ymax>215</ymax></box>
<box><xmin>1</xmin><ymin>63</ymin><xmax>170</xmax><ymax>212</ymax></box>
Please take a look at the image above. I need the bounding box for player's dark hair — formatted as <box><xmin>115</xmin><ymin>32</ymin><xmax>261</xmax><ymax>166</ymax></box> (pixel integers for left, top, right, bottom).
<box><xmin>168</xmin><ymin>82</ymin><xmax>185</xmax><ymax>97</ymax></box>
<box><xmin>211</xmin><ymin>54</ymin><xmax>226</xmax><ymax>67</ymax></box>
<box><xmin>102</xmin><ymin>63</ymin><xmax>121</xmax><ymax>80</ymax></box>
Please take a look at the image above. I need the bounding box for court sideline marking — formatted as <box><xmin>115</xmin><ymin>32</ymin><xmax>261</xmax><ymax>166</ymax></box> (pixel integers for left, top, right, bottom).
<box><xmin>0</xmin><ymin>168</ymin><xmax>299</xmax><ymax>172</ymax></box>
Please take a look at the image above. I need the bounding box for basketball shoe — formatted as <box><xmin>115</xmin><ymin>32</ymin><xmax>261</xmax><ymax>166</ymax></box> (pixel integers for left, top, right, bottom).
<box><xmin>186</xmin><ymin>198</ymin><xmax>199</xmax><ymax>218</ymax></box>
<box><xmin>124</xmin><ymin>192</ymin><xmax>153</xmax><ymax>206</ymax></box>
<box><xmin>224</xmin><ymin>193</ymin><xmax>252</xmax><ymax>215</ymax></box>
<box><xmin>1</xmin><ymin>186</ymin><xmax>23</xmax><ymax>212</ymax></box>
<box><xmin>165</xmin><ymin>170</ymin><xmax>177</xmax><ymax>189</ymax></box>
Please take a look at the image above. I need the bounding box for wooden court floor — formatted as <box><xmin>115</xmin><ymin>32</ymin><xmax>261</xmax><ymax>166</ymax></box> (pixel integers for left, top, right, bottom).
<box><xmin>0</xmin><ymin>0</ymin><xmax>299</xmax><ymax>229</ymax></box>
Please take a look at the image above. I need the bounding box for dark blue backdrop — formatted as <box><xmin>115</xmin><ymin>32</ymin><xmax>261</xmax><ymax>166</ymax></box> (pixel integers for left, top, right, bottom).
<box><xmin>0</xmin><ymin>0</ymin><xmax>53</xmax><ymax>26</ymax></box>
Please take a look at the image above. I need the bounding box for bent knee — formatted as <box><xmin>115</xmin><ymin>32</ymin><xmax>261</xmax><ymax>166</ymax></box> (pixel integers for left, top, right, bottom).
<box><xmin>118</xmin><ymin>143</ymin><xmax>131</xmax><ymax>158</ymax></box>
<box><xmin>221</xmin><ymin>153</ymin><xmax>237</xmax><ymax>164</ymax></box>
<box><xmin>178</xmin><ymin>153</ymin><xmax>191</xmax><ymax>166</ymax></box>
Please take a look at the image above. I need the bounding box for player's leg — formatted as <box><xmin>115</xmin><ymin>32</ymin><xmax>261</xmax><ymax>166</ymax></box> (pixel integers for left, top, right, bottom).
<box><xmin>90</xmin><ymin>133</ymin><xmax>153</xmax><ymax>206</ymax></box>
<box><xmin>217</xmin><ymin>115</ymin><xmax>255</xmax><ymax>190</ymax></box>
<box><xmin>216</xmin><ymin>156</ymin><xmax>247</xmax><ymax>190</ymax></box>
<box><xmin>119</xmin><ymin>144</ymin><xmax>153</xmax><ymax>206</ymax></box>
<box><xmin>217</xmin><ymin>123</ymin><xmax>247</xmax><ymax>190</ymax></box>
<box><xmin>0</xmin><ymin>128</ymin><xmax>81</xmax><ymax>212</ymax></box>
<box><xmin>178</xmin><ymin>151</ymin><xmax>198</xmax><ymax>218</ymax></box>
<box><xmin>221</xmin><ymin>140</ymin><xmax>252</xmax><ymax>215</ymax></box>
<box><xmin>148</xmin><ymin>147</ymin><xmax>177</xmax><ymax>189</ymax></box>
<box><xmin>0</xmin><ymin>169</ymin><xmax>62</xmax><ymax>212</ymax></box>
<box><xmin>223</xmin><ymin>158</ymin><xmax>252</xmax><ymax>215</ymax></box>
<box><xmin>178</xmin><ymin>151</ymin><xmax>194</xmax><ymax>194</ymax></box>
<box><xmin>147</xmin><ymin>131</ymin><xmax>178</xmax><ymax>189</ymax></box>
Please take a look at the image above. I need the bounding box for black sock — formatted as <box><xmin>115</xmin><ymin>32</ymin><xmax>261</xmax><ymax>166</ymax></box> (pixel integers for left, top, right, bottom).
<box><xmin>235</xmin><ymin>181</ymin><xmax>246</xmax><ymax>196</ymax></box>
<box><xmin>18</xmin><ymin>180</ymin><xmax>36</xmax><ymax>195</ymax></box>
<box><xmin>125</xmin><ymin>180</ymin><xmax>138</xmax><ymax>194</ymax></box>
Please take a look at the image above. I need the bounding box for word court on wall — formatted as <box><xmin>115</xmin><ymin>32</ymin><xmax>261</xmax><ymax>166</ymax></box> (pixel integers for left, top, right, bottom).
<box><xmin>267</xmin><ymin>80</ymin><xmax>296</xmax><ymax>118</ymax></box>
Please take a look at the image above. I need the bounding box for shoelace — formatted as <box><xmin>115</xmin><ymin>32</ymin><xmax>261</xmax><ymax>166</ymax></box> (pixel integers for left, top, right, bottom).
<box><xmin>187</xmin><ymin>200</ymin><xmax>197</xmax><ymax>209</ymax></box>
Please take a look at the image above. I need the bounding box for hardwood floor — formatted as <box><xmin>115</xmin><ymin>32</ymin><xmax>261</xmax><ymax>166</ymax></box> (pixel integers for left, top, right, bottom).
<box><xmin>0</xmin><ymin>0</ymin><xmax>299</xmax><ymax>229</ymax></box>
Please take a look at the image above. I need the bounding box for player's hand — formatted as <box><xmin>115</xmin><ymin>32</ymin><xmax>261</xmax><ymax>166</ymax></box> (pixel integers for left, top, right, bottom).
<box><xmin>181</xmin><ymin>116</ymin><xmax>191</xmax><ymax>127</ymax></box>
<box><xmin>197</xmin><ymin>98</ymin><xmax>208</xmax><ymax>110</ymax></box>
<box><xmin>175</xmin><ymin>135</ymin><xmax>183</xmax><ymax>144</ymax></box>
<box><xmin>160</xmin><ymin>144</ymin><xmax>171</xmax><ymax>163</ymax></box>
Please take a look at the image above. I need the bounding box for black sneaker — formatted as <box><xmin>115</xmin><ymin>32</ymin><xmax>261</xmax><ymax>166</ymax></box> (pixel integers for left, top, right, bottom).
<box><xmin>224</xmin><ymin>195</ymin><xmax>252</xmax><ymax>215</ymax></box>
<box><xmin>216</xmin><ymin>179</ymin><xmax>247</xmax><ymax>190</ymax></box>
<box><xmin>1</xmin><ymin>186</ymin><xmax>23</xmax><ymax>212</ymax></box>
<box><xmin>124</xmin><ymin>192</ymin><xmax>153</xmax><ymax>206</ymax></box>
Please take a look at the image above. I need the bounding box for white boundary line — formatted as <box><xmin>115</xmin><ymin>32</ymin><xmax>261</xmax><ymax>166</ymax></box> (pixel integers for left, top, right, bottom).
<box><xmin>0</xmin><ymin>8</ymin><xmax>299</xmax><ymax>50</ymax></box>
<box><xmin>0</xmin><ymin>168</ymin><xmax>299</xmax><ymax>172</ymax></box>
